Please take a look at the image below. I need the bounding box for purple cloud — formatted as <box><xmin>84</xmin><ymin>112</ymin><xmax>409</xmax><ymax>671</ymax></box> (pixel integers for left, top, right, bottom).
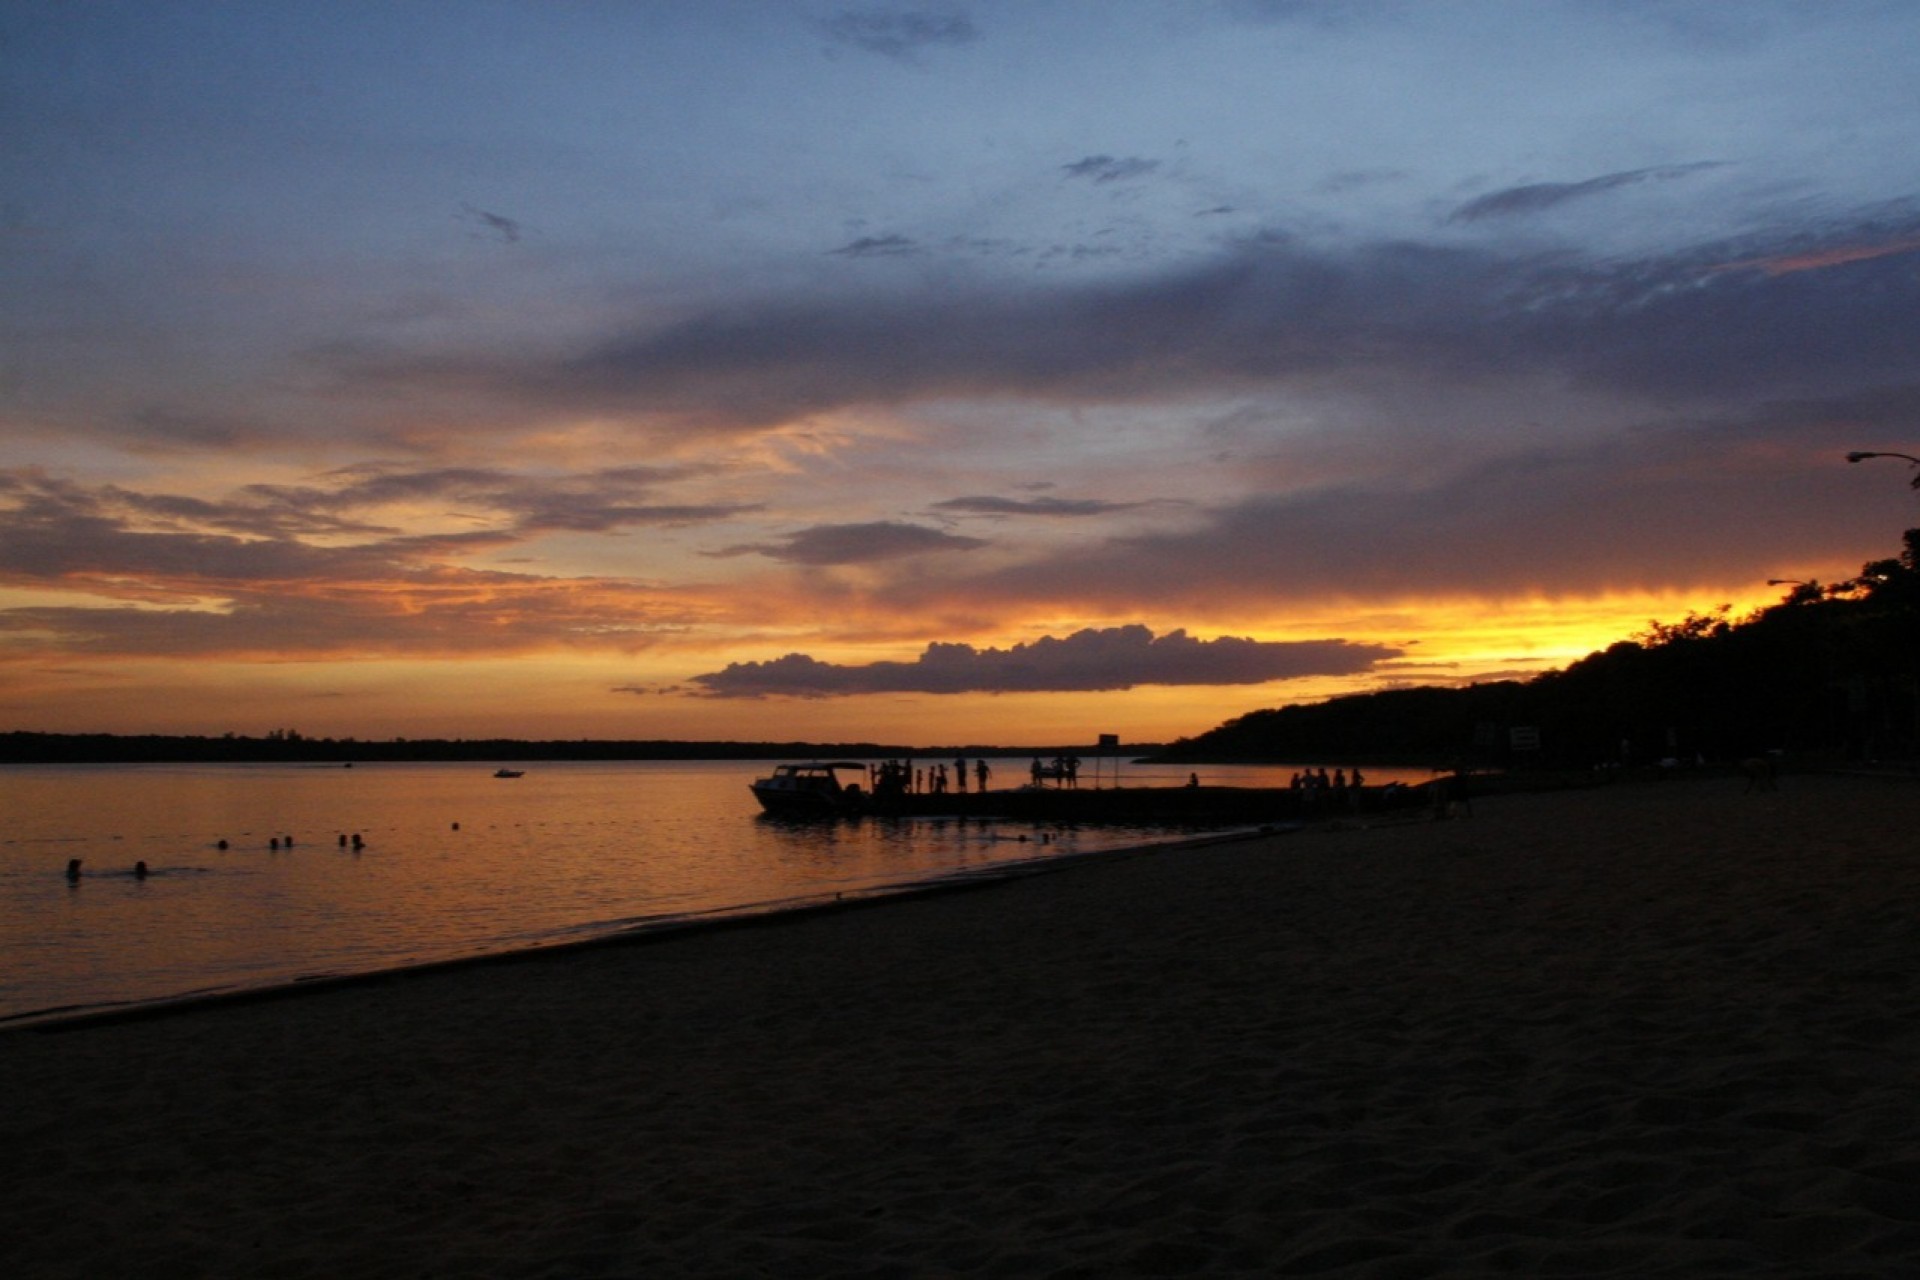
<box><xmin>931</xmin><ymin>495</ymin><xmax>1146</xmax><ymax>517</ymax></box>
<box><xmin>413</xmin><ymin>202</ymin><xmax>1920</xmax><ymax>431</ymax></box>
<box><xmin>714</xmin><ymin>521</ymin><xmax>988</xmax><ymax>565</ymax></box>
<box><xmin>819</xmin><ymin>10</ymin><xmax>979</xmax><ymax>60</ymax></box>
<box><xmin>1449</xmin><ymin>162</ymin><xmax>1726</xmax><ymax>222</ymax></box>
<box><xmin>688</xmin><ymin>625</ymin><xmax>1400</xmax><ymax>696</ymax></box>
<box><xmin>1061</xmin><ymin>155</ymin><xmax>1161</xmax><ymax>184</ymax></box>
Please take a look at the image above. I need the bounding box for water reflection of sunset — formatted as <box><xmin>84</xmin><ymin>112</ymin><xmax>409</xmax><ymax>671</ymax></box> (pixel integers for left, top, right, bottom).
<box><xmin>0</xmin><ymin>761</ymin><xmax>1275</xmax><ymax>1021</ymax></box>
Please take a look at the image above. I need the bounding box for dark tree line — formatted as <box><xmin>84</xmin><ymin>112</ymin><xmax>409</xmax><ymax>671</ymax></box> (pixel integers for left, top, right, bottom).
<box><xmin>1163</xmin><ymin>530</ymin><xmax>1920</xmax><ymax>770</ymax></box>
<box><xmin>0</xmin><ymin>734</ymin><xmax>918</xmax><ymax>766</ymax></box>
<box><xmin>0</xmin><ymin>733</ymin><xmax>1162</xmax><ymax>766</ymax></box>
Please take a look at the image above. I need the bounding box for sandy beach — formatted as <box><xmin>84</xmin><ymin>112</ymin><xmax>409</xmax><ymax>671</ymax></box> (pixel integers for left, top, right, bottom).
<box><xmin>4</xmin><ymin>773</ymin><xmax>1919</xmax><ymax>1278</ymax></box>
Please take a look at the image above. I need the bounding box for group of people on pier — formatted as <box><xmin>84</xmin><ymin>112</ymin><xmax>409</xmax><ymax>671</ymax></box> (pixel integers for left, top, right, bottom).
<box><xmin>864</xmin><ymin>753</ymin><xmax>1092</xmax><ymax>796</ymax></box>
<box><xmin>1029</xmin><ymin>755</ymin><xmax>1083</xmax><ymax>788</ymax></box>
<box><xmin>868</xmin><ymin>756</ymin><xmax>994</xmax><ymax>798</ymax></box>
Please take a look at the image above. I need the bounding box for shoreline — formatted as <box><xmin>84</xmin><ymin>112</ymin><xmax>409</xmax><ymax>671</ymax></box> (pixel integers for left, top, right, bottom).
<box><xmin>4</xmin><ymin>823</ymin><xmax>1285</xmax><ymax>1035</ymax></box>
<box><xmin>6</xmin><ymin>772</ymin><xmax>1918</xmax><ymax>1277</ymax></box>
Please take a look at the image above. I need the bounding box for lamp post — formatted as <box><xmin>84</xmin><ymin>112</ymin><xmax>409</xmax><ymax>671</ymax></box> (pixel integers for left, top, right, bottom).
<box><xmin>1844</xmin><ymin>450</ymin><xmax>1920</xmax><ymax>760</ymax></box>
<box><xmin>1845</xmin><ymin>450</ymin><xmax>1920</xmax><ymax>488</ymax></box>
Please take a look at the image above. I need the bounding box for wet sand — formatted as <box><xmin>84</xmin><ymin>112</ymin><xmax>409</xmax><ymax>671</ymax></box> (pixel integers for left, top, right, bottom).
<box><xmin>4</xmin><ymin>773</ymin><xmax>1918</xmax><ymax>1278</ymax></box>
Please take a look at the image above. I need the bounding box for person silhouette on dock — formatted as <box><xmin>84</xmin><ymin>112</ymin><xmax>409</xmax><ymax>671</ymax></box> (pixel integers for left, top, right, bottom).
<box><xmin>975</xmin><ymin>759</ymin><xmax>991</xmax><ymax>792</ymax></box>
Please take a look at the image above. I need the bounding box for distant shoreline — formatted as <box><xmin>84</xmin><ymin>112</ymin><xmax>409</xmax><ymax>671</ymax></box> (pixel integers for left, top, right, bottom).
<box><xmin>0</xmin><ymin>730</ymin><xmax>1170</xmax><ymax>767</ymax></box>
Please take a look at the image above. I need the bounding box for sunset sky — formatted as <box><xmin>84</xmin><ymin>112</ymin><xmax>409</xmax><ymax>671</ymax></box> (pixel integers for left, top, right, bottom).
<box><xmin>6</xmin><ymin>1</ymin><xmax>1920</xmax><ymax>746</ymax></box>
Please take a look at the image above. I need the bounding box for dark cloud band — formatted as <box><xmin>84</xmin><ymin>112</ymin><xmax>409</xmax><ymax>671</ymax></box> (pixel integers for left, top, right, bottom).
<box><xmin>687</xmin><ymin>625</ymin><xmax>1400</xmax><ymax>697</ymax></box>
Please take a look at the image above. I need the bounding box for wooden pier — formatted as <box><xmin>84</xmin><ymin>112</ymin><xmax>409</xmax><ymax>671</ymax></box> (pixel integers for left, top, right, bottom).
<box><xmin>853</xmin><ymin>782</ymin><xmax>1432</xmax><ymax>825</ymax></box>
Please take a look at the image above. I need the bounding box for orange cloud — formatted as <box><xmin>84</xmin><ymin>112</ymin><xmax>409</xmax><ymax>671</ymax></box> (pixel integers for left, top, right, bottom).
<box><xmin>1711</xmin><ymin>235</ymin><xmax>1920</xmax><ymax>277</ymax></box>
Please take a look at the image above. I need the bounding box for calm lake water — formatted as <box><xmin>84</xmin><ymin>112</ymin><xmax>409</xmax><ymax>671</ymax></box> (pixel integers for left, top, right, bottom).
<box><xmin>0</xmin><ymin>758</ymin><xmax>1429</xmax><ymax>1025</ymax></box>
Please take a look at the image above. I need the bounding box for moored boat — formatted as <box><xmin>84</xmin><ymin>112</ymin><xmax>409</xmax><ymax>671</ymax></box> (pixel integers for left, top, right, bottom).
<box><xmin>749</xmin><ymin>761</ymin><xmax>868</xmax><ymax>815</ymax></box>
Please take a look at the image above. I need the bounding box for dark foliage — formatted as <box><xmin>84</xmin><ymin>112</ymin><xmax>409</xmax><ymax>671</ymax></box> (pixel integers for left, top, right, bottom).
<box><xmin>1162</xmin><ymin>530</ymin><xmax>1920</xmax><ymax>768</ymax></box>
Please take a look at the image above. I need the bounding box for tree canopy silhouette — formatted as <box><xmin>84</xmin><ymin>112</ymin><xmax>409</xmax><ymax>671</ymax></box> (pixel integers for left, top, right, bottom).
<box><xmin>1163</xmin><ymin>530</ymin><xmax>1920</xmax><ymax>768</ymax></box>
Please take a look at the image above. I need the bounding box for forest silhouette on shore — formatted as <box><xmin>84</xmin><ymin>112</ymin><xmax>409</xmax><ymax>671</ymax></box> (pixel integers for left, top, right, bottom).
<box><xmin>1161</xmin><ymin>529</ymin><xmax>1920</xmax><ymax>771</ymax></box>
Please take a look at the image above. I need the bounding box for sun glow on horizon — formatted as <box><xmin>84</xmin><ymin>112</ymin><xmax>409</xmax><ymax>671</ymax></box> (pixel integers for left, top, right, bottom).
<box><xmin>0</xmin><ymin>579</ymin><xmax>1808</xmax><ymax>746</ymax></box>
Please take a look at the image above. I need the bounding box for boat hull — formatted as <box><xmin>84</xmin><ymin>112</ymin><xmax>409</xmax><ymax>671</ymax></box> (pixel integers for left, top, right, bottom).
<box><xmin>748</xmin><ymin>761</ymin><xmax>870</xmax><ymax>816</ymax></box>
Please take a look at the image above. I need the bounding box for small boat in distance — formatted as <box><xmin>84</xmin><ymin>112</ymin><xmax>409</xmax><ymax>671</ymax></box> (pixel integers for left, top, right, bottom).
<box><xmin>493</xmin><ymin>768</ymin><xmax>525</xmax><ymax>778</ymax></box>
<box><xmin>749</xmin><ymin>761</ymin><xmax>867</xmax><ymax>815</ymax></box>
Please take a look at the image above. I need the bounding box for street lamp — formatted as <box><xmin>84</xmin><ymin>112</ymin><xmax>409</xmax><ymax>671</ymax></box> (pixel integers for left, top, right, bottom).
<box><xmin>1845</xmin><ymin>450</ymin><xmax>1920</xmax><ymax>488</ymax></box>
<box><xmin>1844</xmin><ymin>450</ymin><xmax>1920</xmax><ymax>760</ymax></box>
